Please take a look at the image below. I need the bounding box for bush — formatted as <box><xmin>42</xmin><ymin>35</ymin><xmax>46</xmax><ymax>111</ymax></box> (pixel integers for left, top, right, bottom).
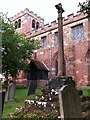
<box><xmin>12</xmin><ymin>108</ymin><xmax>59</xmax><ymax>120</ymax></box>
<box><xmin>35</xmin><ymin>86</ymin><xmax>48</xmax><ymax>94</ymax></box>
<box><xmin>78</xmin><ymin>87</ymin><xmax>90</xmax><ymax>97</ymax></box>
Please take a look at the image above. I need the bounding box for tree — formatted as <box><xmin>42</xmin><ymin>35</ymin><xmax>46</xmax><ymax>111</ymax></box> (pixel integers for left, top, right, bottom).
<box><xmin>1</xmin><ymin>15</ymin><xmax>41</xmax><ymax>81</ymax></box>
<box><xmin>79</xmin><ymin>1</ymin><xmax>90</xmax><ymax>20</ymax></box>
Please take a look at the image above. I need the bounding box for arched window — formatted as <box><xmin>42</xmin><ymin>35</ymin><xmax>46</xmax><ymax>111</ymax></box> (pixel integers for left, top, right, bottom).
<box><xmin>18</xmin><ymin>19</ymin><xmax>21</xmax><ymax>28</ymax></box>
<box><xmin>41</xmin><ymin>36</ymin><xmax>47</xmax><ymax>48</ymax></box>
<box><xmin>56</xmin><ymin>57</ymin><xmax>58</xmax><ymax>76</ymax></box>
<box><xmin>15</xmin><ymin>21</ymin><xmax>18</xmax><ymax>29</ymax></box>
<box><xmin>55</xmin><ymin>57</ymin><xmax>66</xmax><ymax>76</ymax></box>
<box><xmin>32</xmin><ymin>19</ymin><xmax>35</xmax><ymax>28</ymax></box>
<box><xmin>86</xmin><ymin>48</ymin><xmax>90</xmax><ymax>64</ymax></box>
<box><xmin>36</xmin><ymin>22</ymin><xmax>39</xmax><ymax>29</ymax></box>
<box><xmin>55</xmin><ymin>32</ymin><xmax>59</xmax><ymax>44</ymax></box>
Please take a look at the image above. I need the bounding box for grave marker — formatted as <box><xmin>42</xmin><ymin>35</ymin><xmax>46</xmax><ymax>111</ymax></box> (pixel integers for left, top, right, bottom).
<box><xmin>7</xmin><ymin>83</ymin><xmax>15</xmax><ymax>101</ymax></box>
<box><xmin>27</xmin><ymin>80</ymin><xmax>37</xmax><ymax>95</ymax></box>
<box><xmin>58</xmin><ymin>85</ymin><xmax>82</xmax><ymax>119</ymax></box>
<box><xmin>0</xmin><ymin>90</ymin><xmax>6</xmax><ymax>119</ymax></box>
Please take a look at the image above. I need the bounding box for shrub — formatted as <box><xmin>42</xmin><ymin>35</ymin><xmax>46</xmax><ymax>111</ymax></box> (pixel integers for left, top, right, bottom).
<box><xmin>78</xmin><ymin>87</ymin><xmax>90</xmax><ymax>97</ymax></box>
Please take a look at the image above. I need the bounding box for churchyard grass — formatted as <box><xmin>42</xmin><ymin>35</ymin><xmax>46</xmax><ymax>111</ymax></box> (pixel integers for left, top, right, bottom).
<box><xmin>2</xmin><ymin>85</ymin><xmax>46</xmax><ymax>118</ymax></box>
<box><xmin>2</xmin><ymin>85</ymin><xmax>90</xmax><ymax>118</ymax></box>
<box><xmin>79</xmin><ymin>87</ymin><xmax>90</xmax><ymax>96</ymax></box>
<box><xmin>2</xmin><ymin>87</ymin><xmax>34</xmax><ymax>118</ymax></box>
<box><xmin>35</xmin><ymin>85</ymin><xmax>48</xmax><ymax>94</ymax></box>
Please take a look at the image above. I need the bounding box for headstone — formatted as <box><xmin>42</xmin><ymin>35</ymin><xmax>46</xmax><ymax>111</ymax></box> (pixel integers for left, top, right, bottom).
<box><xmin>0</xmin><ymin>89</ymin><xmax>6</xmax><ymax>119</ymax></box>
<box><xmin>65</xmin><ymin>76</ymin><xmax>76</xmax><ymax>87</ymax></box>
<box><xmin>58</xmin><ymin>85</ymin><xmax>82</xmax><ymax>119</ymax></box>
<box><xmin>27</xmin><ymin>80</ymin><xmax>37</xmax><ymax>96</ymax></box>
<box><xmin>7</xmin><ymin>83</ymin><xmax>15</xmax><ymax>101</ymax></box>
<box><xmin>48</xmin><ymin>76</ymin><xmax>76</xmax><ymax>90</ymax></box>
<box><xmin>48</xmin><ymin>76</ymin><xmax>67</xmax><ymax>89</ymax></box>
<box><xmin>59</xmin><ymin>76</ymin><xmax>66</xmax><ymax>87</ymax></box>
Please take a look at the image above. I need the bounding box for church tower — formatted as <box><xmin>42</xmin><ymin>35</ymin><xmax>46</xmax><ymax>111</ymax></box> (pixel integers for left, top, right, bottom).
<box><xmin>10</xmin><ymin>8</ymin><xmax>44</xmax><ymax>36</ymax></box>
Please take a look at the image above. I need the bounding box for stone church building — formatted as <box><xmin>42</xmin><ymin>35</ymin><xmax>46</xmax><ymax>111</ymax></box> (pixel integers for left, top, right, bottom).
<box><xmin>10</xmin><ymin>8</ymin><xmax>90</xmax><ymax>87</ymax></box>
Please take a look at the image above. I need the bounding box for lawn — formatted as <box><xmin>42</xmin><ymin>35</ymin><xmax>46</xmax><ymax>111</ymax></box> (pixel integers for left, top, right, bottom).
<box><xmin>80</xmin><ymin>87</ymin><xmax>90</xmax><ymax>96</ymax></box>
<box><xmin>2</xmin><ymin>87</ymin><xmax>34</xmax><ymax>118</ymax></box>
<box><xmin>2</xmin><ymin>86</ymin><xmax>46</xmax><ymax>118</ymax></box>
<box><xmin>3</xmin><ymin>85</ymin><xmax>90</xmax><ymax>118</ymax></box>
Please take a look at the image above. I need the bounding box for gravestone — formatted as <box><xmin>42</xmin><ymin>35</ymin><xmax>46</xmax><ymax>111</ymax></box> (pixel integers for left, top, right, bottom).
<box><xmin>48</xmin><ymin>76</ymin><xmax>75</xmax><ymax>90</ymax></box>
<box><xmin>27</xmin><ymin>80</ymin><xmax>37</xmax><ymax>96</ymax></box>
<box><xmin>65</xmin><ymin>76</ymin><xmax>76</xmax><ymax>87</ymax></box>
<box><xmin>0</xmin><ymin>89</ymin><xmax>6</xmax><ymax>119</ymax></box>
<box><xmin>48</xmin><ymin>76</ymin><xmax>66</xmax><ymax>89</ymax></box>
<box><xmin>58</xmin><ymin>85</ymin><xmax>82</xmax><ymax>119</ymax></box>
<box><xmin>7</xmin><ymin>83</ymin><xmax>15</xmax><ymax>101</ymax></box>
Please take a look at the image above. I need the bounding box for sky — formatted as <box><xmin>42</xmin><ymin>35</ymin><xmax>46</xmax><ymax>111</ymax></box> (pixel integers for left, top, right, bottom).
<box><xmin>0</xmin><ymin>0</ymin><xmax>85</xmax><ymax>24</ymax></box>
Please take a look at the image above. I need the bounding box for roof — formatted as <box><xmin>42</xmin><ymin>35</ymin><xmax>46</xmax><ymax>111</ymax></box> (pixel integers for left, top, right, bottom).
<box><xmin>29</xmin><ymin>59</ymin><xmax>49</xmax><ymax>71</ymax></box>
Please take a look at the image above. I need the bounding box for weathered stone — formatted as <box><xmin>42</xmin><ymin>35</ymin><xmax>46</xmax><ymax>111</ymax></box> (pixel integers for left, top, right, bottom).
<box><xmin>58</xmin><ymin>85</ymin><xmax>82</xmax><ymax>119</ymax></box>
<box><xmin>7</xmin><ymin>83</ymin><xmax>15</xmax><ymax>101</ymax></box>
<box><xmin>27</xmin><ymin>80</ymin><xmax>37</xmax><ymax>95</ymax></box>
<box><xmin>48</xmin><ymin>76</ymin><xmax>66</xmax><ymax>89</ymax></box>
<box><xmin>0</xmin><ymin>89</ymin><xmax>6</xmax><ymax>119</ymax></box>
<box><xmin>65</xmin><ymin>76</ymin><xmax>76</xmax><ymax>86</ymax></box>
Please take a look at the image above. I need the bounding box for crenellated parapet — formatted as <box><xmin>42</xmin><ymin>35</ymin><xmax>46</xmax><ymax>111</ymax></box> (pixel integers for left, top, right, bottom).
<box><xmin>10</xmin><ymin>8</ymin><xmax>44</xmax><ymax>23</ymax></box>
<box><xmin>63</xmin><ymin>11</ymin><xmax>87</xmax><ymax>25</ymax></box>
<box><xmin>29</xmin><ymin>11</ymin><xmax>87</xmax><ymax>37</ymax></box>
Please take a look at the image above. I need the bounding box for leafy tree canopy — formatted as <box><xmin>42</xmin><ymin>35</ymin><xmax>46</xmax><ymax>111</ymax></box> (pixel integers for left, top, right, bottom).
<box><xmin>0</xmin><ymin>14</ymin><xmax>41</xmax><ymax>79</ymax></box>
<box><xmin>79</xmin><ymin>1</ymin><xmax>90</xmax><ymax>20</ymax></box>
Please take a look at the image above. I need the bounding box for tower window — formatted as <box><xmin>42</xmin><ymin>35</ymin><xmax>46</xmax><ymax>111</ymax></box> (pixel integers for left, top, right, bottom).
<box><xmin>32</xmin><ymin>19</ymin><xmax>35</xmax><ymax>28</ymax></box>
<box><xmin>36</xmin><ymin>22</ymin><xmax>39</xmax><ymax>29</ymax></box>
<box><xmin>15</xmin><ymin>21</ymin><xmax>18</xmax><ymax>29</ymax></box>
<box><xmin>18</xmin><ymin>19</ymin><xmax>21</xmax><ymax>28</ymax></box>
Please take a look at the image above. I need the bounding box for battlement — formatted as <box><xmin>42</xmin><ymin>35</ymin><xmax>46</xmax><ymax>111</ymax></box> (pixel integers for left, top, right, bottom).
<box><xmin>28</xmin><ymin>11</ymin><xmax>87</xmax><ymax>38</ymax></box>
<box><xmin>38</xmin><ymin>11</ymin><xmax>87</xmax><ymax>30</ymax></box>
<box><xmin>10</xmin><ymin>8</ymin><xmax>44</xmax><ymax>22</ymax></box>
<box><xmin>63</xmin><ymin>11</ymin><xmax>87</xmax><ymax>25</ymax></box>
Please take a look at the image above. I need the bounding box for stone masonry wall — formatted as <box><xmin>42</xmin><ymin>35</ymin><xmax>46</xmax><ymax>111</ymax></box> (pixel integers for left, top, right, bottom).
<box><xmin>29</xmin><ymin>12</ymin><xmax>89</xmax><ymax>86</ymax></box>
<box><xmin>11</xmin><ymin>9</ymin><xmax>90</xmax><ymax>87</ymax></box>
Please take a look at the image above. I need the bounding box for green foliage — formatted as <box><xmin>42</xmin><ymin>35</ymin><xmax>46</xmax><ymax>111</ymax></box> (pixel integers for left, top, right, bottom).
<box><xmin>12</xmin><ymin>109</ymin><xmax>59</xmax><ymax>120</ymax></box>
<box><xmin>15</xmin><ymin>88</ymin><xmax>28</xmax><ymax>100</ymax></box>
<box><xmin>79</xmin><ymin>87</ymin><xmax>90</xmax><ymax>97</ymax></box>
<box><xmin>0</xmin><ymin>15</ymin><xmax>41</xmax><ymax>79</ymax></box>
<box><xmin>2</xmin><ymin>88</ymin><xmax>34</xmax><ymax>118</ymax></box>
<box><xmin>35</xmin><ymin>89</ymin><xmax>41</xmax><ymax>94</ymax></box>
<box><xmin>79</xmin><ymin>1</ymin><xmax>90</xmax><ymax>20</ymax></box>
<box><xmin>35</xmin><ymin>86</ymin><xmax>48</xmax><ymax>94</ymax></box>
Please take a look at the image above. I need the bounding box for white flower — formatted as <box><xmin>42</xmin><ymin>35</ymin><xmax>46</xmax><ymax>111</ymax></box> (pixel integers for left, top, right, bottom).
<box><xmin>42</xmin><ymin>102</ymin><xmax>47</xmax><ymax>107</ymax></box>
<box><xmin>16</xmin><ymin>107</ymin><xmax>23</xmax><ymax>112</ymax></box>
<box><xmin>58</xmin><ymin>116</ymin><xmax>61</xmax><ymax>119</ymax></box>
<box><xmin>41</xmin><ymin>96</ymin><xmax>44</xmax><ymax>99</ymax></box>
<box><xmin>30</xmin><ymin>100</ymin><xmax>34</xmax><ymax>104</ymax></box>
<box><xmin>49</xmin><ymin>98</ymin><xmax>52</xmax><ymax>100</ymax></box>
<box><xmin>55</xmin><ymin>91</ymin><xmax>58</xmax><ymax>95</ymax></box>
<box><xmin>51</xmin><ymin>104</ymin><xmax>54</xmax><ymax>107</ymax></box>
<box><xmin>35</xmin><ymin>96</ymin><xmax>38</xmax><ymax>99</ymax></box>
<box><xmin>51</xmin><ymin>89</ymin><xmax>55</xmax><ymax>92</ymax></box>
<box><xmin>37</xmin><ymin>101</ymin><xmax>41</xmax><ymax>105</ymax></box>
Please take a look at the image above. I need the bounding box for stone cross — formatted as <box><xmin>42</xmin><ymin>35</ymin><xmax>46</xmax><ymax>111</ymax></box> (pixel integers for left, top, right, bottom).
<box><xmin>55</xmin><ymin>3</ymin><xmax>65</xmax><ymax>76</ymax></box>
<box><xmin>58</xmin><ymin>85</ymin><xmax>82</xmax><ymax>119</ymax></box>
